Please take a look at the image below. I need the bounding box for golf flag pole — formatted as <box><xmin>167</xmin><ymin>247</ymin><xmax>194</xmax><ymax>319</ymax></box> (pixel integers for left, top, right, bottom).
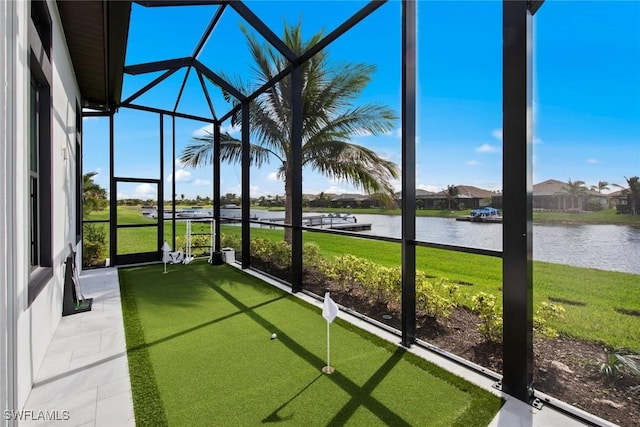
<box><xmin>322</xmin><ymin>291</ymin><xmax>339</xmax><ymax>374</ymax></box>
<box><xmin>161</xmin><ymin>241</ymin><xmax>172</xmax><ymax>274</ymax></box>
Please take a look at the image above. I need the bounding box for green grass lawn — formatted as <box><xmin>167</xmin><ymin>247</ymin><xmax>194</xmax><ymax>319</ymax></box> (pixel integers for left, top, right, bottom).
<box><xmin>119</xmin><ymin>262</ymin><xmax>502</xmax><ymax>426</ymax></box>
<box><xmin>223</xmin><ymin>226</ymin><xmax>640</xmax><ymax>351</ymax></box>
<box><xmin>92</xmin><ymin>207</ymin><xmax>640</xmax><ymax>351</ymax></box>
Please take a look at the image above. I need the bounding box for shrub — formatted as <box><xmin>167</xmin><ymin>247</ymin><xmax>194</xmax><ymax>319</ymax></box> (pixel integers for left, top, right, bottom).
<box><xmin>472</xmin><ymin>295</ymin><xmax>567</xmax><ymax>344</ymax></box>
<box><xmin>249</xmin><ymin>237</ymin><xmax>291</xmax><ymax>270</ymax></box>
<box><xmin>82</xmin><ymin>223</ymin><xmax>106</xmax><ymax>267</ymax></box>
<box><xmin>533</xmin><ymin>302</ymin><xmax>565</xmax><ymax>339</ymax></box>
<box><xmin>598</xmin><ymin>350</ymin><xmax>640</xmax><ymax>384</ymax></box>
<box><xmin>221</xmin><ymin>233</ymin><xmax>241</xmax><ymax>251</ymax></box>
<box><xmin>302</xmin><ymin>241</ymin><xmax>329</xmax><ymax>272</ymax></box>
<box><xmin>471</xmin><ymin>292</ymin><xmax>503</xmax><ymax>344</ymax></box>
<box><xmin>415</xmin><ymin>273</ymin><xmax>458</xmax><ymax>320</ymax></box>
<box><xmin>175</xmin><ymin>235</ymin><xmax>212</xmax><ymax>255</ymax></box>
<box><xmin>324</xmin><ymin>254</ymin><xmax>372</xmax><ymax>293</ymax></box>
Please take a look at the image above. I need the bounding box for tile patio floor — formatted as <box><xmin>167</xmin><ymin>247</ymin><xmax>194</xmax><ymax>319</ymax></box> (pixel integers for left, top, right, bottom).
<box><xmin>20</xmin><ymin>265</ymin><xmax>610</xmax><ymax>426</ymax></box>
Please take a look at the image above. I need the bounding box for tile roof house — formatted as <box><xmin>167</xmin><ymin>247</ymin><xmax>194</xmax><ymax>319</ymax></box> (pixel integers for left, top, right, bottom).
<box><xmin>533</xmin><ymin>179</ymin><xmax>608</xmax><ymax>211</ymax></box>
<box><xmin>412</xmin><ymin>185</ymin><xmax>497</xmax><ymax>210</ymax></box>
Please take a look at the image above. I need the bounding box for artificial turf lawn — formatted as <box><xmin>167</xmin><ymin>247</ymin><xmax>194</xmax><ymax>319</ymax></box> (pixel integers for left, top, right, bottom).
<box><xmin>119</xmin><ymin>261</ymin><xmax>502</xmax><ymax>426</ymax></box>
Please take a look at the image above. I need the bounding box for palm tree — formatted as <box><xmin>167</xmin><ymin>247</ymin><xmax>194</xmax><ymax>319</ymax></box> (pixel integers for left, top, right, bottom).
<box><xmin>181</xmin><ymin>22</ymin><xmax>398</xmax><ymax>243</ymax></box>
<box><xmin>561</xmin><ymin>178</ymin><xmax>587</xmax><ymax>210</ymax></box>
<box><xmin>83</xmin><ymin>172</ymin><xmax>108</xmax><ymax>215</ymax></box>
<box><xmin>626</xmin><ymin>176</ymin><xmax>640</xmax><ymax>215</ymax></box>
<box><xmin>615</xmin><ymin>176</ymin><xmax>640</xmax><ymax>215</ymax></box>
<box><xmin>590</xmin><ymin>181</ymin><xmax>610</xmax><ymax>193</ymax></box>
<box><xmin>444</xmin><ymin>185</ymin><xmax>459</xmax><ymax>211</ymax></box>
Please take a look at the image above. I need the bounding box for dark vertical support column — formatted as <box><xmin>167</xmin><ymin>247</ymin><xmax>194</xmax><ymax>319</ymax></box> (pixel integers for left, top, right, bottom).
<box><xmin>213</xmin><ymin>122</ymin><xmax>221</xmax><ymax>252</ymax></box>
<box><xmin>109</xmin><ymin>113</ymin><xmax>116</xmax><ymax>265</ymax></box>
<box><xmin>241</xmin><ymin>103</ymin><xmax>250</xmax><ymax>269</ymax></box>
<box><xmin>159</xmin><ymin>113</ymin><xmax>164</xmax><ymax>250</ymax></box>
<box><xmin>172</xmin><ymin>115</ymin><xmax>176</xmax><ymax>249</ymax></box>
<box><xmin>502</xmin><ymin>0</ymin><xmax>534</xmax><ymax>403</ymax></box>
<box><xmin>401</xmin><ymin>0</ymin><xmax>417</xmax><ymax>347</ymax></box>
<box><xmin>290</xmin><ymin>66</ymin><xmax>303</xmax><ymax>293</ymax></box>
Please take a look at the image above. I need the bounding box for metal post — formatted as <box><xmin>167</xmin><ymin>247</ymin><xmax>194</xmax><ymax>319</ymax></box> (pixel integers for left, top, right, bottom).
<box><xmin>213</xmin><ymin>122</ymin><xmax>221</xmax><ymax>252</ymax></box>
<box><xmin>291</xmin><ymin>66</ymin><xmax>303</xmax><ymax>292</ymax></box>
<box><xmin>109</xmin><ymin>112</ymin><xmax>116</xmax><ymax>265</ymax></box>
<box><xmin>241</xmin><ymin>103</ymin><xmax>250</xmax><ymax>269</ymax></box>
<box><xmin>502</xmin><ymin>0</ymin><xmax>534</xmax><ymax>403</ymax></box>
<box><xmin>401</xmin><ymin>0</ymin><xmax>417</xmax><ymax>347</ymax></box>
<box><xmin>172</xmin><ymin>115</ymin><xmax>176</xmax><ymax>249</ymax></box>
<box><xmin>159</xmin><ymin>113</ymin><xmax>164</xmax><ymax>250</ymax></box>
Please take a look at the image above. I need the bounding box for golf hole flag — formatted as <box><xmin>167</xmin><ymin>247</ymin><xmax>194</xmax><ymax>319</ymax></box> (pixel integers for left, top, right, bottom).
<box><xmin>322</xmin><ymin>292</ymin><xmax>339</xmax><ymax>374</ymax></box>
<box><xmin>161</xmin><ymin>241</ymin><xmax>172</xmax><ymax>273</ymax></box>
<box><xmin>323</xmin><ymin>292</ymin><xmax>339</xmax><ymax>323</ymax></box>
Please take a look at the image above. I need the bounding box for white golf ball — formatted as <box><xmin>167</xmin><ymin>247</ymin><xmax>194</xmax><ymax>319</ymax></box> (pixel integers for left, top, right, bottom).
<box><xmin>271</xmin><ymin>333</ymin><xmax>277</xmax><ymax>339</ymax></box>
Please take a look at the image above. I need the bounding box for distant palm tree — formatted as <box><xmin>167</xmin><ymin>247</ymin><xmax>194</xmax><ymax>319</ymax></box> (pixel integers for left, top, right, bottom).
<box><xmin>614</xmin><ymin>176</ymin><xmax>640</xmax><ymax>215</ymax></box>
<box><xmin>444</xmin><ymin>185</ymin><xmax>459</xmax><ymax>211</ymax></box>
<box><xmin>180</xmin><ymin>22</ymin><xmax>398</xmax><ymax>243</ymax></box>
<box><xmin>561</xmin><ymin>179</ymin><xmax>587</xmax><ymax>210</ymax></box>
<box><xmin>83</xmin><ymin>172</ymin><xmax>108</xmax><ymax>215</ymax></box>
<box><xmin>590</xmin><ymin>181</ymin><xmax>610</xmax><ymax>193</ymax></box>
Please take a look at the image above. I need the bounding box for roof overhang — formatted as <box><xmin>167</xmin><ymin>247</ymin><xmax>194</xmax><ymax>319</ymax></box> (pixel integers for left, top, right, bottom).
<box><xmin>56</xmin><ymin>0</ymin><xmax>131</xmax><ymax>112</ymax></box>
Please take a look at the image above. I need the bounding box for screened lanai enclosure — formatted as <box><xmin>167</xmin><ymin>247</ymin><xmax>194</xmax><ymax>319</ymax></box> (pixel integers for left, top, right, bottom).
<box><xmin>79</xmin><ymin>1</ymin><xmax>640</xmax><ymax>425</ymax></box>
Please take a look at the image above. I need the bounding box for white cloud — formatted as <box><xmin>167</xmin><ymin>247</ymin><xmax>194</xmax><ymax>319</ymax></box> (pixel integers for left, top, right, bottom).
<box><xmin>466</xmin><ymin>160</ymin><xmax>481</xmax><ymax>166</ymax></box>
<box><xmin>586</xmin><ymin>158</ymin><xmax>599</xmax><ymax>164</ymax></box>
<box><xmin>267</xmin><ymin>172</ymin><xmax>280</xmax><ymax>181</ymax></box>
<box><xmin>476</xmin><ymin>144</ymin><xmax>501</xmax><ymax>153</ymax></box>
<box><xmin>192</xmin><ymin>125</ymin><xmax>213</xmax><ymax>138</ymax></box>
<box><xmin>193</xmin><ymin>179</ymin><xmax>210</xmax><ymax>185</ymax></box>
<box><xmin>135</xmin><ymin>183</ymin><xmax>156</xmax><ymax>200</ymax></box>
<box><xmin>168</xmin><ymin>169</ymin><xmax>192</xmax><ymax>183</ymax></box>
<box><xmin>221</xmin><ymin>123</ymin><xmax>241</xmax><ymax>136</ymax></box>
<box><xmin>116</xmin><ymin>183</ymin><xmax>157</xmax><ymax>200</ymax></box>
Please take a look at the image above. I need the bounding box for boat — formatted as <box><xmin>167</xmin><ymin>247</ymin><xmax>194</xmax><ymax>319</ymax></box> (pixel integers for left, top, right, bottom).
<box><xmin>456</xmin><ymin>207</ymin><xmax>503</xmax><ymax>223</ymax></box>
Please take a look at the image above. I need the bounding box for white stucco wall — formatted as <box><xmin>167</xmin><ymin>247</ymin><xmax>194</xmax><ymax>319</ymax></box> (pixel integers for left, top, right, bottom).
<box><xmin>13</xmin><ymin>0</ymin><xmax>82</xmax><ymax>409</ymax></box>
<box><xmin>1</xmin><ymin>0</ymin><xmax>18</xmax><ymax>425</ymax></box>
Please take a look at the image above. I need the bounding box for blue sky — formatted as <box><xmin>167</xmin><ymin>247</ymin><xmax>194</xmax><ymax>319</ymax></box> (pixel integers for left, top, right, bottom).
<box><xmin>83</xmin><ymin>0</ymin><xmax>640</xmax><ymax>201</ymax></box>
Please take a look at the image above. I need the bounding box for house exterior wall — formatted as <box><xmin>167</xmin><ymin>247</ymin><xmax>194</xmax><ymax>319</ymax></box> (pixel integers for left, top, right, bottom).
<box><xmin>1</xmin><ymin>0</ymin><xmax>18</xmax><ymax>424</ymax></box>
<box><xmin>1</xmin><ymin>0</ymin><xmax>81</xmax><ymax>418</ymax></box>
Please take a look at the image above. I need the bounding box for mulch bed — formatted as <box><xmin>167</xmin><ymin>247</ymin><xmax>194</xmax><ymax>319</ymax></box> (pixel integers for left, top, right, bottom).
<box><xmin>251</xmin><ymin>260</ymin><xmax>640</xmax><ymax>426</ymax></box>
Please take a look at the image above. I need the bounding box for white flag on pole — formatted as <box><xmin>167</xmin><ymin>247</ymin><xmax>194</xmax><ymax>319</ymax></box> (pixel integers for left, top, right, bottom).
<box><xmin>161</xmin><ymin>241</ymin><xmax>172</xmax><ymax>264</ymax></box>
<box><xmin>322</xmin><ymin>292</ymin><xmax>339</xmax><ymax>323</ymax></box>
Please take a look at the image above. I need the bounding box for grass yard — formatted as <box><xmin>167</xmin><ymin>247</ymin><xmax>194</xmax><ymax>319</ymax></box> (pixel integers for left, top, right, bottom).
<box><xmin>223</xmin><ymin>226</ymin><xmax>640</xmax><ymax>351</ymax></box>
<box><xmin>119</xmin><ymin>261</ymin><xmax>502</xmax><ymax>426</ymax></box>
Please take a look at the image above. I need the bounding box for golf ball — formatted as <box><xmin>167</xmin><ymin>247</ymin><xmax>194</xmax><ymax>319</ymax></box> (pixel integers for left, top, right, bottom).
<box><xmin>271</xmin><ymin>333</ymin><xmax>277</xmax><ymax>339</ymax></box>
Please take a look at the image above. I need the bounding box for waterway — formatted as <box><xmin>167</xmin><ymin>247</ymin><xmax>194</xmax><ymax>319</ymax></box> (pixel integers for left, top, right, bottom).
<box><xmin>249</xmin><ymin>210</ymin><xmax>640</xmax><ymax>275</ymax></box>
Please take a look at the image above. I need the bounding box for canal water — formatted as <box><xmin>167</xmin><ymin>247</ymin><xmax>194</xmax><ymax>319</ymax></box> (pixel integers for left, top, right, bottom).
<box><xmin>250</xmin><ymin>210</ymin><xmax>640</xmax><ymax>275</ymax></box>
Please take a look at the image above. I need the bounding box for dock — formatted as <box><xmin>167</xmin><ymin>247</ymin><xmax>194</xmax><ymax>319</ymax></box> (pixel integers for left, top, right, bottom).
<box><xmin>455</xmin><ymin>216</ymin><xmax>502</xmax><ymax>223</ymax></box>
<box><xmin>260</xmin><ymin>214</ymin><xmax>372</xmax><ymax>231</ymax></box>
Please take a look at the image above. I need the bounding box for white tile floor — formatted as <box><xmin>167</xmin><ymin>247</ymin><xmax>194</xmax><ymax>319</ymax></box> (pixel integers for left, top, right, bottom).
<box><xmin>21</xmin><ymin>268</ymin><xmax>135</xmax><ymax>427</ymax></box>
<box><xmin>21</xmin><ymin>265</ymin><xmax>615</xmax><ymax>427</ymax></box>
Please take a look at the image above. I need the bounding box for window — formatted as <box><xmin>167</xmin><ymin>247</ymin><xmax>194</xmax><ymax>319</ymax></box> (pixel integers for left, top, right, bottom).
<box><xmin>75</xmin><ymin>101</ymin><xmax>82</xmax><ymax>242</ymax></box>
<box><xmin>27</xmin><ymin>0</ymin><xmax>52</xmax><ymax>304</ymax></box>
<box><xmin>29</xmin><ymin>79</ymin><xmax>40</xmax><ymax>268</ymax></box>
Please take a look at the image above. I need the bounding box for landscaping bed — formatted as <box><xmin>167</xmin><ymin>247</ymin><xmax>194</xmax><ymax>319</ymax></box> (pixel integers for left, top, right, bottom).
<box><xmin>309</xmin><ymin>278</ymin><xmax>640</xmax><ymax>426</ymax></box>
<box><xmin>251</xmin><ymin>256</ymin><xmax>640</xmax><ymax>427</ymax></box>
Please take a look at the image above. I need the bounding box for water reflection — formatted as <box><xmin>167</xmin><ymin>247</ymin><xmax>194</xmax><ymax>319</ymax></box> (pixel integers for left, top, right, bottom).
<box><xmin>252</xmin><ymin>211</ymin><xmax>640</xmax><ymax>274</ymax></box>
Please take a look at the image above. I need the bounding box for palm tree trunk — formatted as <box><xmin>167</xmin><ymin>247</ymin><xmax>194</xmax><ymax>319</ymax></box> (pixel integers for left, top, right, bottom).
<box><xmin>284</xmin><ymin>172</ymin><xmax>293</xmax><ymax>244</ymax></box>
